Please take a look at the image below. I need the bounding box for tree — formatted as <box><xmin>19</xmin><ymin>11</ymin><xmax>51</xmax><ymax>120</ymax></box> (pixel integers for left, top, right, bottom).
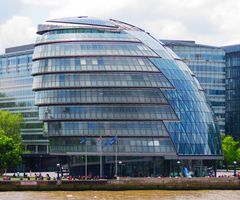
<box><xmin>236</xmin><ymin>148</ymin><xmax>240</xmax><ymax>163</ymax></box>
<box><xmin>0</xmin><ymin>110</ymin><xmax>23</xmax><ymax>144</ymax></box>
<box><xmin>0</xmin><ymin>110</ymin><xmax>23</xmax><ymax>173</ymax></box>
<box><xmin>222</xmin><ymin>136</ymin><xmax>239</xmax><ymax>170</ymax></box>
<box><xmin>0</xmin><ymin>131</ymin><xmax>22</xmax><ymax>174</ymax></box>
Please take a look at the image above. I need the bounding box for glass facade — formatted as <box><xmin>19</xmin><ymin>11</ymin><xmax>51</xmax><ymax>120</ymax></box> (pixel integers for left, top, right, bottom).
<box><xmin>32</xmin><ymin>72</ymin><xmax>173</xmax><ymax>90</ymax></box>
<box><xmin>162</xmin><ymin>40</ymin><xmax>226</xmax><ymax>135</ymax></box>
<box><xmin>50</xmin><ymin>137</ymin><xmax>175</xmax><ymax>155</ymax></box>
<box><xmin>225</xmin><ymin>45</ymin><xmax>240</xmax><ymax>140</ymax></box>
<box><xmin>35</xmin><ymin>88</ymin><xmax>168</xmax><ymax>105</ymax></box>
<box><xmin>32</xmin><ymin>17</ymin><xmax>222</xmax><ymax>161</ymax></box>
<box><xmin>33</xmin><ymin>42</ymin><xmax>158</xmax><ymax>59</ymax></box>
<box><xmin>32</xmin><ymin>57</ymin><xmax>158</xmax><ymax>74</ymax></box>
<box><xmin>0</xmin><ymin>45</ymin><xmax>48</xmax><ymax>154</ymax></box>
<box><xmin>47</xmin><ymin>121</ymin><xmax>169</xmax><ymax>137</ymax></box>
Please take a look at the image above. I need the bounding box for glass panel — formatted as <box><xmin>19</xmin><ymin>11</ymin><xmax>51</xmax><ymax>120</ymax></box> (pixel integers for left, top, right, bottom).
<box><xmin>39</xmin><ymin>104</ymin><xmax>178</xmax><ymax>121</ymax></box>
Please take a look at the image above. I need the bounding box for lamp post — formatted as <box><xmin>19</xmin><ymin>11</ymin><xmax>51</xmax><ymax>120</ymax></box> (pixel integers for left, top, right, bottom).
<box><xmin>56</xmin><ymin>163</ymin><xmax>60</xmax><ymax>179</ymax></box>
<box><xmin>233</xmin><ymin>161</ymin><xmax>237</xmax><ymax>177</ymax></box>
<box><xmin>39</xmin><ymin>155</ymin><xmax>42</xmax><ymax>172</ymax></box>
<box><xmin>114</xmin><ymin>136</ymin><xmax>118</xmax><ymax>179</ymax></box>
<box><xmin>177</xmin><ymin>160</ymin><xmax>181</xmax><ymax>177</ymax></box>
<box><xmin>85</xmin><ymin>141</ymin><xmax>88</xmax><ymax>180</ymax></box>
<box><xmin>118</xmin><ymin>161</ymin><xmax>122</xmax><ymax>177</ymax></box>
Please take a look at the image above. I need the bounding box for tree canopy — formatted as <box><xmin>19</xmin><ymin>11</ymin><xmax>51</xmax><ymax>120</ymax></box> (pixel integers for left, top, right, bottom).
<box><xmin>0</xmin><ymin>110</ymin><xmax>23</xmax><ymax>144</ymax></box>
<box><xmin>0</xmin><ymin>131</ymin><xmax>22</xmax><ymax>173</ymax></box>
<box><xmin>222</xmin><ymin>135</ymin><xmax>240</xmax><ymax>167</ymax></box>
<box><xmin>0</xmin><ymin>110</ymin><xmax>23</xmax><ymax>173</ymax></box>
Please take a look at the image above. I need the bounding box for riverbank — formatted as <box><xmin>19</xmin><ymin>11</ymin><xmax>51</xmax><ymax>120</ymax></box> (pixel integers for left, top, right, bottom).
<box><xmin>0</xmin><ymin>177</ymin><xmax>240</xmax><ymax>191</ymax></box>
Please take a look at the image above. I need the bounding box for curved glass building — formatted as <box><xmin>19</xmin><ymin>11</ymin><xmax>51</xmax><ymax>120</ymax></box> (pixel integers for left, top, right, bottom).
<box><xmin>32</xmin><ymin>17</ymin><xmax>222</xmax><ymax>177</ymax></box>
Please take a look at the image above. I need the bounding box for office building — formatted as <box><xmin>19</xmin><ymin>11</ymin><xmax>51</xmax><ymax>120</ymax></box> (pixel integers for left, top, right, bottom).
<box><xmin>0</xmin><ymin>45</ymin><xmax>57</xmax><ymax>171</ymax></box>
<box><xmin>161</xmin><ymin>40</ymin><xmax>225</xmax><ymax>135</ymax></box>
<box><xmin>30</xmin><ymin>17</ymin><xmax>222</xmax><ymax>177</ymax></box>
<box><xmin>224</xmin><ymin>45</ymin><xmax>240</xmax><ymax>140</ymax></box>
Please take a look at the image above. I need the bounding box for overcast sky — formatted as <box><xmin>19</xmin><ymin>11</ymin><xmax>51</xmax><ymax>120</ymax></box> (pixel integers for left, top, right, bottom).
<box><xmin>0</xmin><ymin>0</ymin><xmax>240</xmax><ymax>53</ymax></box>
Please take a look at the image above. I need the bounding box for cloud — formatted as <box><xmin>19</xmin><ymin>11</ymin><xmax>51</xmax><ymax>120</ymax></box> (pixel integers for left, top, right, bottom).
<box><xmin>0</xmin><ymin>16</ymin><xmax>36</xmax><ymax>53</ymax></box>
<box><xmin>38</xmin><ymin>0</ymin><xmax>240</xmax><ymax>46</ymax></box>
<box><xmin>1</xmin><ymin>0</ymin><xmax>240</xmax><ymax>53</ymax></box>
<box><xmin>46</xmin><ymin>0</ymin><xmax>134</xmax><ymax>19</ymax></box>
<box><xmin>21</xmin><ymin>0</ymin><xmax>60</xmax><ymax>7</ymax></box>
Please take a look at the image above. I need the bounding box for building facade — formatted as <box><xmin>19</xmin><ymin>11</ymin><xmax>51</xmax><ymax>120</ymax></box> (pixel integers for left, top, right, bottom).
<box><xmin>31</xmin><ymin>17</ymin><xmax>222</xmax><ymax>177</ymax></box>
<box><xmin>225</xmin><ymin>45</ymin><xmax>240</xmax><ymax>141</ymax></box>
<box><xmin>0</xmin><ymin>44</ymin><xmax>47</xmax><ymax>153</ymax></box>
<box><xmin>0</xmin><ymin>45</ymin><xmax>58</xmax><ymax>171</ymax></box>
<box><xmin>161</xmin><ymin>40</ymin><xmax>226</xmax><ymax>135</ymax></box>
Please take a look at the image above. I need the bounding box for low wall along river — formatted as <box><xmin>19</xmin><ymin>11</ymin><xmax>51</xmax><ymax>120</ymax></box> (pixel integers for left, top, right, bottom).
<box><xmin>0</xmin><ymin>178</ymin><xmax>240</xmax><ymax>191</ymax></box>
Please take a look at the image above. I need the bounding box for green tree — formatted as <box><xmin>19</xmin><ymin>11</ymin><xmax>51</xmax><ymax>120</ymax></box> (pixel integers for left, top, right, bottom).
<box><xmin>236</xmin><ymin>148</ymin><xmax>240</xmax><ymax>163</ymax></box>
<box><xmin>0</xmin><ymin>110</ymin><xmax>23</xmax><ymax>144</ymax></box>
<box><xmin>0</xmin><ymin>110</ymin><xmax>23</xmax><ymax>173</ymax></box>
<box><xmin>222</xmin><ymin>136</ymin><xmax>239</xmax><ymax>170</ymax></box>
<box><xmin>0</xmin><ymin>131</ymin><xmax>22</xmax><ymax>174</ymax></box>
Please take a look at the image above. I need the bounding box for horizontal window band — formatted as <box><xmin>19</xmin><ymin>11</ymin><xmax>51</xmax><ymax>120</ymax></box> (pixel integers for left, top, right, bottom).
<box><xmin>48</xmin><ymin>135</ymin><xmax>171</xmax><ymax>138</ymax></box>
<box><xmin>32</xmin><ymin>70</ymin><xmax>161</xmax><ymax>76</ymax></box>
<box><xmin>35</xmin><ymin>39</ymin><xmax>142</xmax><ymax>46</ymax></box>
<box><xmin>35</xmin><ymin>102</ymin><xmax>170</xmax><ymax>106</ymax></box>
<box><xmin>50</xmin><ymin>152</ymin><xmax>177</xmax><ymax>157</ymax></box>
<box><xmin>40</xmin><ymin>119</ymin><xmax>180</xmax><ymax>122</ymax></box>
<box><xmin>32</xmin><ymin>54</ymin><xmax>160</xmax><ymax>62</ymax></box>
<box><xmin>33</xmin><ymin>86</ymin><xmax>175</xmax><ymax>91</ymax></box>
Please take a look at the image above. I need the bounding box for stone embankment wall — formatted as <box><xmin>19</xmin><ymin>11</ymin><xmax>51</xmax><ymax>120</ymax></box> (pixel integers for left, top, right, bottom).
<box><xmin>0</xmin><ymin>178</ymin><xmax>239</xmax><ymax>191</ymax></box>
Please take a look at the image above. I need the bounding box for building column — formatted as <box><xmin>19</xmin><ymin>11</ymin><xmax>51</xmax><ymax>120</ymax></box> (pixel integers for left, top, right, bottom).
<box><xmin>152</xmin><ymin>157</ymin><xmax>157</xmax><ymax>177</ymax></box>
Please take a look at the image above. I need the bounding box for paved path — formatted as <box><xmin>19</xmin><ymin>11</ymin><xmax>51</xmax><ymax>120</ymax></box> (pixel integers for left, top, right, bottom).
<box><xmin>4</xmin><ymin>170</ymin><xmax>239</xmax><ymax>179</ymax></box>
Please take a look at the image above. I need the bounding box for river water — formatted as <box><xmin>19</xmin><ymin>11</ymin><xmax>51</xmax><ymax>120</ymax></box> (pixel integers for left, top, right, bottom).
<box><xmin>0</xmin><ymin>190</ymin><xmax>239</xmax><ymax>200</ymax></box>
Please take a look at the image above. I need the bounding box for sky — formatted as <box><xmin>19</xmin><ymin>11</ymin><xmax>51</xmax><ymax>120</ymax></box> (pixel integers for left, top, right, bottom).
<box><xmin>0</xmin><ymin>0</ymin><xmax>240</xmax><ymax>53</ymax></box>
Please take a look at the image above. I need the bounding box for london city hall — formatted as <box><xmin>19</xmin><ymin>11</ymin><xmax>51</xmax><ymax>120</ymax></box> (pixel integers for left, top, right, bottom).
<box><xmin>32</xmin><ymin>17</ymin><xmax>222</xmax><ymax>177</ymax></box>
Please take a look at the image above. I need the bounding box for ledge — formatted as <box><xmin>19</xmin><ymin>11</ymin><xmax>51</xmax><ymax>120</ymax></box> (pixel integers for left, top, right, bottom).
<box><xmin>0</xmin><ymin>178</ymin><xmax>240</xmax><ymax>191</ymax></box>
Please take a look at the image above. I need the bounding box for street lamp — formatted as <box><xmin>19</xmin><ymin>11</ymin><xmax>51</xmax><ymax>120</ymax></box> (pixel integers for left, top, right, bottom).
<box><xmin>233</xmin><ymin>161</ymin><xmax>237</xmax><ymax>177</ymax></box>
<box><xmin>177</xmin><ymin>160</ymin><xmax>181</xmax><ymax>177</ymax></box>
<box><xmin>39</xmin><ymin>155</ymin><xmax>42</xmax><ymax>172</ymax></box>
<box><xmin>56</xmin><ymin>163</ymin><xmax>60</xmax><ymax>179</ymax></box>
<box><xmin>118</xmin><ymin>161</ymin><xmax>122</xmax><ymax>177</ymax></box>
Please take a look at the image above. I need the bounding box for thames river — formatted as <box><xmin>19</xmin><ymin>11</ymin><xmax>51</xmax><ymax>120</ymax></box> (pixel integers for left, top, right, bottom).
<box><xmin>0</xmin><ymin>190</ymin><xmax>239</xmax><ymax>200</ymax></box>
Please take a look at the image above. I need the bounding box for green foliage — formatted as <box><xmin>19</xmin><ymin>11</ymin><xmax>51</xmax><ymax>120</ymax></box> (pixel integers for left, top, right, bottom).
<box><xmin>0</xmin><ymin>131</ymin><xmax>21</xmax><ymax>173</ymax></box>
<box><xmin>0</xmin><ymin>110</ymin><xmax>23</xmax><ymax>172</ymax></box>
<box><xmin>222</xmin><ymin>136</ymin><xmax>239</xmax><ymax>166</ymax></box>
<box><xmin>0</xmin><ymin>110</ymin><xmax>23</xmax><ymax>144</ymax></box>
<box><xmin>236</xmin><ymin>148</ymin><xmax>240</xmax><ymax>163</ymax></box>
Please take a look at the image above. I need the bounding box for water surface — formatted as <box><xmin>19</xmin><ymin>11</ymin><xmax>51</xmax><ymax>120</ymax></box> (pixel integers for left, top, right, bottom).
<box><xmin>0</xmin><ymin>190</ymin><xmax>239</xmax><ymax>200</ymax></box>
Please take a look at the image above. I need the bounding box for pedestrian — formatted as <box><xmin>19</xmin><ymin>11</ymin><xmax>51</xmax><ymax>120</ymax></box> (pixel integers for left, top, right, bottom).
<box><xmin>46</xmin><ymin>173</ymin><xmax>51</xmax><ymax>180</ymax></box>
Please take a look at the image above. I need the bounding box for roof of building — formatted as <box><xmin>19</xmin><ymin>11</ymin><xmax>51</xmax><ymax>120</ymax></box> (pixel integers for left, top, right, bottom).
<box><xmin>224</xmin><ymin>44</ymin><xmax>240</xmax><ymax>53</ymax></box>
<box><xmin>5</xmin><ymin>44</ymin><xmax>34</xmax><ymax>54</ymax></box>
<box><xmin>160</xmin><ymin>39</ymin><xmax>222</xmax><ymax>49</ymax></box>
<box><xmin>38</xmin><ymin>16</ymin><xmax>144</xmax><ymax>34</ymax></box>
<box><xmin>48</xmin><ymin>16</ymin><xmax>118</xmax><ymax>28</ymax></box>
